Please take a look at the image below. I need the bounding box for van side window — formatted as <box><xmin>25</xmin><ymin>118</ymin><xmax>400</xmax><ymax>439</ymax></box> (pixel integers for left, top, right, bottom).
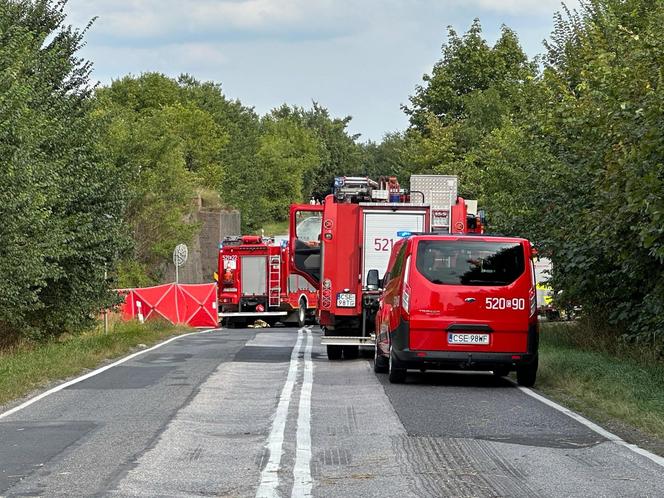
<box><xmin>390</xmin><ymin>244</ymin><xmax>408</xmax><ymax>279</ymax></box>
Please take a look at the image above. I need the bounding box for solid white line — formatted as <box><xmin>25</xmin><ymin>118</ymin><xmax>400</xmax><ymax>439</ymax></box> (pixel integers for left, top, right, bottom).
<box><xmin>256</xmin><ymin>329</ymin><xmax>304</xmax><ymax>498</ymax></box>
<box><xmin>292</xmin><ymin>328</ymin><xmax>314</xmax><ymax>498</ymax></box>
<box><xmin>517</xmin><ymin>385</ymin><xmax>664</xmax><ymax>468</ymax></box>
<box><xmin>0</xmin><ymin>328</ymin><xmax>217</xmax><ymax>421</ymax></box>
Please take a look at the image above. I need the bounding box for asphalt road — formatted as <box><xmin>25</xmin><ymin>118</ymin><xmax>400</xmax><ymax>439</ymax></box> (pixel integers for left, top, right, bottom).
<box><xmin>1</xmin><ymin>326</ymin><xmax>663</xmax><ymax>497</ymax></box>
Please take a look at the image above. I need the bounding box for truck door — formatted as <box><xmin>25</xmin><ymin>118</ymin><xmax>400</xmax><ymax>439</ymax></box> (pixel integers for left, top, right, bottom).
<box><xmin>289</xmin><ymin>204</ymin><xmax>324</xmax><ymax>287</ymax></box>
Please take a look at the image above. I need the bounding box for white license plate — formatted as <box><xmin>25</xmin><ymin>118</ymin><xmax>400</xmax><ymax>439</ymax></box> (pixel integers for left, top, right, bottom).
<box><xmin>448</xmin><ymin>333</ymin><xmax>490</xmax><ymax>345</ymax></box>
<box><xmin>336</xmin><ymin>293</ymin><xmax>356</xmax><ymax>308</ymax></box>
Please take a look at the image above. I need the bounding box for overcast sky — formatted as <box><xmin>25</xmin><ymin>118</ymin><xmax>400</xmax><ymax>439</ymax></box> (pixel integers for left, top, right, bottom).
<box><xmin>65</xmin><ymin>0</ymin><xmax>579</xmax><ymax>142</ymax></box>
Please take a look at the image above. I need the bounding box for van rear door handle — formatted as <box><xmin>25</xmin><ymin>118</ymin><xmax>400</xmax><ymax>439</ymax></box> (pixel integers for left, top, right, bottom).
<box><xmin>464</xmin><ymin>298</ymin><xmax>476</xmax><ymax>303</ymax></box>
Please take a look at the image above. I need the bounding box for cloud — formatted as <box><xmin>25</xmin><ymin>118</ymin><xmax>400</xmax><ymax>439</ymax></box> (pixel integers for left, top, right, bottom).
<box><xmin>66</xmin><ymin>0</ymin><xmax>364</xmax><ymax>43</ymax></box>
<box><xmin>453</xmin><ymin>0</ymin><xmax>580</xmax><ymax>16</ymax></box>
<box><xmin>65</xmin><ymin>0</ymin><xmax>575</xmax><ymax>141</ymax></box>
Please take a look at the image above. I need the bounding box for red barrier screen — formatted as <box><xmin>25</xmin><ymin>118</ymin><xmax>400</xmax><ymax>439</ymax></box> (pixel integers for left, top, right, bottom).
<box><xmin>119</xmin><ymin>283</ymin><xmax>218</xmax><ymax>328</ymax></box>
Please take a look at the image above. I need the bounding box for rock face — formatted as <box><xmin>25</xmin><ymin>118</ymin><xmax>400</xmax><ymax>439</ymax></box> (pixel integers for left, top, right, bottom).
<box><xmin>163</xmin><ymin>208</ymin><xmax>241</xmax><ymax>284</ymax></box>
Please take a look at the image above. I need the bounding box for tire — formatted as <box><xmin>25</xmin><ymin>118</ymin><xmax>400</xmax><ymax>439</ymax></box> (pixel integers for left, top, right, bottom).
<box><xmin>298</xmin><ymin>298</ymin><xmax>306</xmax><ymax>328</ymax></box>
<box><xmin>343</xmin><ymin>345</ymin><xmax>359</xmax><ymax>360</ymax></box>
<box><xmin>388</xmin><ymin>346</ymin><xmax>406</xmax><ymax>383</ymax></box>
<box><xmin>492</xmin><ymin>366</ymin><xmax>510</xmax><ymax>377</ymax></box>
<box><xmin>373</xmin><ymin>342</ymin><xmax>388</xmax><ymax>373</ymax></box>
<box><xmin>327</xmin><ymin>345</ymin><xmax>343</xmax><ymax>360</ymax></box>
<box><xmin>516</xmin><ymin>356</ymin><xmax>538</xmax><ymax>387</ymax></box>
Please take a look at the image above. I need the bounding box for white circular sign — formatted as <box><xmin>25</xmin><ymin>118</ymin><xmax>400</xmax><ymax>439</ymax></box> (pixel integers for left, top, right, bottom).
<box><xmin>173</xmin><ymin>244</ymin><xmax>188</xmax><ymax>267</ymax></box>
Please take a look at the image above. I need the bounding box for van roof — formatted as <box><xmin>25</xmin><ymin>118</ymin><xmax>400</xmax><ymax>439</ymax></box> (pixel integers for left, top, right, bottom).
<box><xmin>406</xmin><ymin>233</ymin><xmax>529</xmax><ymax>244</ymax></box>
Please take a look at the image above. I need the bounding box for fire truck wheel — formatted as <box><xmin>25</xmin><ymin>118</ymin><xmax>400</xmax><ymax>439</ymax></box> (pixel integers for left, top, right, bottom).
<box><xmin>373</xmin><ymin>344</ymin><xmax>388</xmax><ymax>373</ymax></box>
<box><xmin>516</xmin><ymin>356</ymin><xmax>538</xmax><ymax>387</ymax></box>
<box><xmin>298</xmin><ymin>299</ymin><xmax>306</xmax><ymax>328</ymax></box>
<box><xmin>342</xmin><ymin>346</ymin><xmax>359</xmax><ymax>360</ymax></box>
<box><xmin>388</xmin><ymin>346</ymin><xmax>406</xmax><ymax>383</ymax></box>
<box><xmin>327</xmin><ymin>345</ymin><xmax>343</xmax><ymax>360</ymax></box>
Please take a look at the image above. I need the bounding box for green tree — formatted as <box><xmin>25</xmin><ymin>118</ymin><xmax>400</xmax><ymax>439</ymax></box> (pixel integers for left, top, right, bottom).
<box><xmin>0</xmin><ymin>0</ymin><xmax>129</xmax><ymax>338</ymax></box>
<box><xmin>268</xmin><ymin>103</ymin><xmax>364</xmax><ymax>201</ymax></box>
<box><xmin>94</xmin><ymin>73</ymin><xmax>228</xmax><ymax>283</ymax></box>
<box><xmin>531</xmin><ymin>0</ymin><xmax>664</xmax><ymax>337</ymax></box>
<box><xmin>404</xmin><ymin>20</ymin><xmax>536</xmax><ymax>131</ymax></box>
<box><xmin>254</xmin><ymin>111</ymin><xmax>321</xmax><ymax>223</ymax></box>
<box><xmin>177</xmin><ymin>75</ymin><xmax>263</xmax><ymax>228</ymax></box>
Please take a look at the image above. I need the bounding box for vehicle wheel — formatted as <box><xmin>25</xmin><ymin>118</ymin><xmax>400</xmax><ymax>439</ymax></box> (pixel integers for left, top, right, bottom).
<box><xmin>327</xmin><ymin>345</ymin><xmax>342</xmax><ymax>360</ymax></box>
<box><xmin>388</xmin><ymin>346</ymin><xmax>406</xmax><ymax>383</ymax></box>
<box><xmin>343</xmin><ymin>345</ymin><xmax>359</xmax><ymax>360</ymax></box>
<box><xmin>492</xmin><ymin>366</ymin><xmax>510</xmax><ymax>377</ymax></box>
<box><xmin>373</xmin><ymin>342</ymin><xmax>388</xmax><ymax>373</ymax></box>
<box><xmin>298</xmin><ymin>299</ymin><xmax>306</xmax><ymax>328</ymax></box>
<box><xmin>516</xmin><ymin>356</ymin><xmax>538</xmax><ymax>387</ymax></box>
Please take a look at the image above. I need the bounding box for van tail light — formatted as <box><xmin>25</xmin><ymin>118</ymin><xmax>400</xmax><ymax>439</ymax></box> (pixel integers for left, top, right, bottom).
<box><xmin>529</xmin><ymin>288</ymin><xmax>537</xmax><ymax>317</ymax></box>
<box><xmin>402</xmin><ymin>283</ymin><xmax>411</xmax><ymax>314</ymax></box>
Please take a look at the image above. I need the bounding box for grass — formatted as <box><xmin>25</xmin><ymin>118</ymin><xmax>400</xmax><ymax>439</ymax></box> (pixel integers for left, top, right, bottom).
<box><xmin>257</xmin><ymin>220</ymin><xmax>290</xmax><ymax>237</ymax></box>
<box><xmin>0</xmin><ymin>318</ymin><xmax>189</xmax><ymax>408</ymax></box>
<box><xmin>537</xmin><ymin>320</ymin><xmax>664</xmax><ymax>443</ymax></box>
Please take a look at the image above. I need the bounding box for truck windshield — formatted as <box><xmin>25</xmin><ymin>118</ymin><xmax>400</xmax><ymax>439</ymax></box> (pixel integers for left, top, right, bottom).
<box><xmin>415</xmin><ymin>240</ymin><xmax>524</xmax><ymax>286</ymax></box>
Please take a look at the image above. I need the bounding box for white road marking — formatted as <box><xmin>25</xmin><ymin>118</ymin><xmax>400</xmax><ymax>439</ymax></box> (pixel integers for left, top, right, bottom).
<box><xmin>517</xmin><ymin>385</ymin><xmax>664</xmax><ymax>468</ymax></box>
<box><xmin>0</xmin><ymin>329</ymin><xmax>216</xmax><ymax>421</ymax></box>
<box><xmin>256</xmin><ymin>329</ymin><xmax>304</xmax><ymax>498</ymax></box>
<box><xmin>292</xmin><ymin>328</ymin><xmax>314</xmax><ymax>498</ymax></box>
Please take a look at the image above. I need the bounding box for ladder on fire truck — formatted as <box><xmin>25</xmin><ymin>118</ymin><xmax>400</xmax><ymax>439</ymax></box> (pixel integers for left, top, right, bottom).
<box><xmin>268</xmin><ymin>255</ymin><xmax>281</xmax><ymax>307</ymax></box>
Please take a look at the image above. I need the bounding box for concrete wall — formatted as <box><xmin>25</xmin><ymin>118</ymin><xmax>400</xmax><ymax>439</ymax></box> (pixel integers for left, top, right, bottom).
<box><xmin>162</xmin><ymin>209</ymin><xmax>241</xmax><ymax>284</ymax></box>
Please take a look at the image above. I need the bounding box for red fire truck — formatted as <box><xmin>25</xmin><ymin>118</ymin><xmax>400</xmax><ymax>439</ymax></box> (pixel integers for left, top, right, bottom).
<box><xmin>289</xmin><ymin>175</ymin><xmax>483</xmax><ymax>360</ymax></box>
<box><xmin>217</xmin><ymin>228</ymin><xmax>320</xmax><ymax>328</ymax></box>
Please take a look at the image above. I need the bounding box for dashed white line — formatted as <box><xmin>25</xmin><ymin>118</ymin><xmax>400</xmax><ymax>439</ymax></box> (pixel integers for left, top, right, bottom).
<box><xmin>0</xmin><ymin>328</ymin><xmax>216</xmax><ymax>421</ymax></box>
<box><xmin>517</xmin><ymin>385</ymin><xmax>664</xmax><ymax>468</ymax></box>
<box><xmin>256</xmin><ymin>328</ymin><xmax>304</xmax><ymax>498</ymax></box>
<box><xmin>292</xmin><ymin>328</ymin><xmax>314</xmax><ymax>497</ymax></box>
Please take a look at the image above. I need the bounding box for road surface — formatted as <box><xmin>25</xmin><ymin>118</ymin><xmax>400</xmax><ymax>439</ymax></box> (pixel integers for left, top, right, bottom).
<box><xmin>1</xmin><ymin>326</ymin><xmax>663</xmax><ymax>497</ymax></box>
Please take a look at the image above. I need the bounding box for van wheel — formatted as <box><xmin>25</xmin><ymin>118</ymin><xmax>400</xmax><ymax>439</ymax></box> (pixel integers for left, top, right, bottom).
<box><xmin>374</xmin><ymin>342</ymin><xmax>388</xmax><ymax>373</ymax></box>
<box><xmin>298</xmin><ymin>298</ymin><xmax>306</xmax><ymax>328</ymax></box>
<box><xmin>343</xmin><ymin>346</ymin><xmax>359</xmax><ymax>360</ymax></box>
<box><xmin>388</xmin><ymin>346</ymin><xmax>406</xmax><ymax>383</ymax></box>
<box><xmin>516</xmin><ymin>356</ymin><xmax>538</xmax><ymax>387</ymax></box>
<box><xmin>493</xmin><ymin>367</ymin><xmax>510</xmax><ymax>377</ymax></box>
<box><xmin>327</xmin><ymin>345</ymin><xmax>342</xmax><ymax>360</ymax></box>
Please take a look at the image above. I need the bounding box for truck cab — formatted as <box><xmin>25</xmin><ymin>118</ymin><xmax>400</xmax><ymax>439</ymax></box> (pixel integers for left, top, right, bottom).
<box><xmin>373</xmin><ymin>233</ymin><xmax>539</xmax><ymax>386</ymax></box>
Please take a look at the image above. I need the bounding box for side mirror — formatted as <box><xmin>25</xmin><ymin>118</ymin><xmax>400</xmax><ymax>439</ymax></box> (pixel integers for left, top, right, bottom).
<box><xmin>366</xmin><ymin>269</ymin><xmax>380</xmax><ymax>290</ymax></box>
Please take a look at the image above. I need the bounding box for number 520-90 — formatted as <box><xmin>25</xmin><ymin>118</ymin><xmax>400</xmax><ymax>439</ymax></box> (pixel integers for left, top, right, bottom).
<box><xmin>485</xmin><ymin>297</ymin><xmax>525</xmax><ymax>310</ymax></box>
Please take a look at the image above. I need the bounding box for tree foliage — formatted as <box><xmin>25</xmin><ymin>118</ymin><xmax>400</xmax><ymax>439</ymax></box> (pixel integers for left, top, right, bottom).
<box><xmin>94</xmin><ymin>73</ymin><xmax>229</xmax><ymax>283</ymax></box>
<box><xmin>399</xmin><ymin>3</ymin><xmax>664</xmax><ymax>341</ymax></box>
<box><xmin>0</xmin><ymin>0</ymin><xmax>128</xmax><ymax>338</ymax></box>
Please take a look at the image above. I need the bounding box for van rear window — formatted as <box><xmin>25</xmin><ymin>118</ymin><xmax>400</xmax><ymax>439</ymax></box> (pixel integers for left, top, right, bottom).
<box><xmin>415</xmin><ymin>240</ymin><xmax>525</xmax><ymax>286</ymax></box>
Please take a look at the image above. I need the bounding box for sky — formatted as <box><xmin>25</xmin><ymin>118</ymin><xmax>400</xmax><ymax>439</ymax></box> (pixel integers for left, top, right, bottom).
<box><xmin>65</xmin><ymin>0</ymin><xmax>580</xmax><ymax>142</ymax></box>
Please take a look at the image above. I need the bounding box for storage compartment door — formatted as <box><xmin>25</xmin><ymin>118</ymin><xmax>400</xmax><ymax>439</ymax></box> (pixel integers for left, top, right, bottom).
<box><xmin>241</xmin><ymin>256</ymin><xmax>267</xmax><ymax>295</ymax></box>
<box><xmin>362</xmin><ymin>211</ymin><xmax>425</xmax><ymax>284</ymax></box>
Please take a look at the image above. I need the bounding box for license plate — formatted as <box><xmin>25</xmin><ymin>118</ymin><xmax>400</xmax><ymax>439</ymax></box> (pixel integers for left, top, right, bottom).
<box><xmin>448</xmin><ymin>333</ymin><xmax>490</xmax><ymax>345</ymax></box>
<box><xmin>336</xmin><ymin>293</ymin><xmax>356</xmax><ymax>308</ymax></box>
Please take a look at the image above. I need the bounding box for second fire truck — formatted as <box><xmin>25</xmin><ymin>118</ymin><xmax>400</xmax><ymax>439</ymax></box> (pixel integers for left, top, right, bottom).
<box><xmin>217</xmin><ymin>228</ymin><xmax>320</xmax><ymax>328</ymax></box>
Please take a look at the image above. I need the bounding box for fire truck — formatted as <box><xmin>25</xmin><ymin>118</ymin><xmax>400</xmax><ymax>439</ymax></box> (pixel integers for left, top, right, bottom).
<box><xmin>217</xmin><ymin>226</ymin><xmax>320</xmax><ymax>328</ymax></box>
<box><xmin>289</xmin><ymin>175</ymin><xmax>483</xmax><ymax>359</ymax></box>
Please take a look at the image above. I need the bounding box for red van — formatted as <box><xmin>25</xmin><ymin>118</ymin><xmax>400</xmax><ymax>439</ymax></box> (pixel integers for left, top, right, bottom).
<box><xmin>373</xmin><ymin>234</ymin><xmax>539</xmax><ymax>386</ymax></box>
